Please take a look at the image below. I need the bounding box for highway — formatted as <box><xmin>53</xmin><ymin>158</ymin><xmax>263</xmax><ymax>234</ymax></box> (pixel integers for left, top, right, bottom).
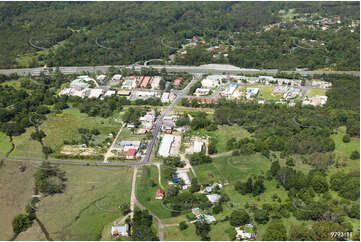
<box><xmin>0</xmin><ymin>64</ymin><xmax>359</xmax><ymax>77</ymax></box>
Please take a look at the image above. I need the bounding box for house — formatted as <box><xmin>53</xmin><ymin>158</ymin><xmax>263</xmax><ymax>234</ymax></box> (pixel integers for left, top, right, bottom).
<box><xmin>194</xmin><ymin>141</ymin><xmax>203</xmax><ymax>153</ymax></box>
<box><xmin>88</xmin><ymin>88</ymin><xmax>104</xmax><ymax>99</ymax></box>
<box><xmin>155</xmin><ymin>188</ymin><xmax>165</xmax><ymax>199</ymax></box>
<box><xmin>111</xmin><ymin>224</ymin><xmax>129</xmax><ymax>237</ymax></box>
<box><xmin>205</xmin><ymin>185</ymin><xmax>213</xmax><ymax>193</ymax></box>
<box><xmin>134</xmin><ymin>90</ymin><xmax>157</xmax><ymax>98</ymax></box>
<box><xmin>199</xmin><ymin>214</ymin><xmax>216</xmax><ymax>224</ymax></box>
<box><xmin>118</xmin><ymin>141</ymin><xmax>141</xmax><ymax>151</ymax></box>
<box><xmin>201</xmin><ymin>76</ymin><xmax>220</xmax><ymax>88</ymax></box>
<box><xmin>173</xmin><ymin>78</ymin><xmax>182</xmax><ymax>86</ymax></box>
<box><xmin>206</xmin><ymin>194</ymin><xmax>221</xmax><ymax>203</ymax></box>
<box><xmin>161</xmin><ymin>92</ymin><xmax>170</xmax><ymax>103</ymax></box>
<box><xmin>126</xmin><ymin>148</ymin><xmax>137</xmax><ymax>159</ymax></box>
<box><xmin>195</xmin><ymin>88</ymin><xmax>210</xmax><ymax>96</ymax></box>
<box><xmin>70</xmin><ymin>77</ymin><xmax>90</xmax><ymax>90</ymax></box>
<box><xmin>151</xmin><ymin>76</ymin><xmax>161</xmax><ymax>89</ymax></box>
<box><xmin>158</xmin><ymin>134</ymin><xmax>175</xmax><ymax>157</ymax></box>
<box><xmin>140</xmin><ymin>76</ymin><xmax>152</xmax><ymax>88</ymax></box>
<box><xmin>175</xmin><ymin>171</ymin><xmax>191</xmax><ymax>188</ymax></box>
<box><xmin>192</xmin><ymin>208</ymin><xmax>201</xmax><ymax>216</ymax></box>
<box><xmin>302</xmin><ymin>95</ymin><xmax>328</xmax><ymax>106</ymax></box>
<box><xmin>235</xmin><ymin>227</ymin><xmax>255</xmax><ymax>240</ymax></box>
<box><xmin>162</xmin><ymin>119</ymin><xmax>175</xmax><ymax>133</ymax></box>
<box><xmin>96</xmin><ymin>75</ymin><xmax>107</xmax><ymax>84</ymax></box>
<box><xmin>222</xmin><ymin>83</ymin><xmax>238</xmax><ymax>96</ymax></box>
<box><xmin>122</xmin><ymin>76</ymin><xmax>138</xmax><ymax>89</ymax></box>
<box><xmin>117</xmin><ymin>90</ymin><xmax>131</xmax><ymax>97</ymax></box>
<box><xmin>245</xmin><ymin>88</ymin><xmax>259</xmax><ymax>97</ymax></box>
<box><xmin>111</xmin><ymin>74</ymin><xmax>122</xmax><ymax>82</ymax></box>
<box><xmin>104</xmin><ymin>90</ymin><xmax>116</xmax><ymax>97</ymax></box>
<box><xmin>110</xmin><ymin>74</ymin><xmax>122</xmax><ymax>86</ymax></box>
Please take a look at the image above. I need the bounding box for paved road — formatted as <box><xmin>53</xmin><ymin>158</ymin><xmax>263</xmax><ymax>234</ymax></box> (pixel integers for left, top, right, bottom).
<box><xmin>0</xmin><ymin>156</ymin><xmax>149</xmax><ymax>167</ymax></box>
<box><xmin>142</xmin><ymin>75</ymin><xmax>201</xmax><ymax>163</ymax></box>
<box><xmin>0</xmin><ymin>64</ymin><xmax>358</xmax><ymax>76</ymax></box>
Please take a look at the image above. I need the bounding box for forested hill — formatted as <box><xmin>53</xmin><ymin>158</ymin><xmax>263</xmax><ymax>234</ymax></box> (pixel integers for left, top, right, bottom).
<box><xmin>0</xmin><ymin>1</ymin><xmax>359</xmax><ymax>70</ymax></box>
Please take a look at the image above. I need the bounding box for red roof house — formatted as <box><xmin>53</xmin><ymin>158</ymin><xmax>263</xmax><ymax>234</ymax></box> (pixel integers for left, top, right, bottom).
<box><xmin>155</xmin><ymin>188</ymin><xmax>165</xmax><ymax>199</ymax></box>
<box><xmin>141</xmin><ymin>76</ymin><xmax>152</xmax><ymax>88</ymax></box>
<box><xmin>173</xmin><ymin>78</ymin><xmax>182</xmax><ymax>86</ymax></box>
<box><xmin>126</xmin><ymin>148</ymin><xmax>137</xmax><ymax>159</ymax></box>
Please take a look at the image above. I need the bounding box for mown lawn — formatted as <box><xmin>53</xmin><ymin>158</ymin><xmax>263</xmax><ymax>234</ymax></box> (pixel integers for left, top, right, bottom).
<box><xmin>306</xmin><ymin>88</ymin><xmax>327</xmax><ymax>97</ymax></box>
<box><xmin>239</xmin><ymin>85</ymin><xmax>282</xmax><ymax>100</ymax></box>
<box><xmin>163</xmin><ymin>224</ymin><xmax>200</xmax><ymax>241</ymax></box>
<box><xmin>194</xmin><ymin>153</ymin><xmax>270</xmax><ymax>185</ymax></box>
<box><xmin>36</xmin><ymin>165</ymin><xmax>133</xmax><ymax>241</ymax></box>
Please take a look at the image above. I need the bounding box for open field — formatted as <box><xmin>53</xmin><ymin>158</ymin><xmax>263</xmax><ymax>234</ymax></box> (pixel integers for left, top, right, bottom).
<box><xmin>0</xmin><ymin>161</ymin><xmax>35</xmax><ymax>240</ymax></box>
<box><xmin>306</xmin><ymin>88</ymin><xmax>327</xmax><ymax>97</ymax></box>
<box><xmin>239</xmin><ymin>85</ymin><xmax>282</xmax><ymax>100</ymax></box>
<box><xmin>0</xmin><ymin>131</ymin><xmax>12</xmax><ymax>156</ymax></box>
<box><xmin>35</xmin><ymin>164</ymin><xmax>133</xmax><ymax>241</ymax></box>
<box><xmin>117</xmin><ymin>127</ymin><xmax>147</xmax><ymax>142</ymax></box>
<box><xmin>209</xmin><ymin>221</ymin><xmax>233</xmax><ymax>241</ymax></box>
<box><xmin>194</xmin><ymin>153</ymin><xmax>270</xmax><ymax>185</ymax></box>
<box><xmin>332</xmin><ymin>126</ymin><xmax>360</xmax><ymax>169</ymax></box>
<box><xmin>9</xmin><ymin>107</ymin><xmax>121</xmax><ymax>159</ymax></box>
<box><xmin>163</xmin><ymin>224</ymin><xmax>200</xmax><ymax>241</ymax></box>
<box><xmin>15</xmin><ymin>221</ymin><xmax>47</xmax><ymax>241</ymax></box>
<box><xmin>206</xmin><ymin>125</ymin><xmax>251</xmax><ymax>153</ymax></box>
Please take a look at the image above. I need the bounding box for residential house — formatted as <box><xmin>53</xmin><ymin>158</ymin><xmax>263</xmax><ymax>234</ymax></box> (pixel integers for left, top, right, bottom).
<box><xmin>118</xmin><ymin>141</ymin><xmax>141</xmax><ymax>152</ymax></box>
<box><xmin>110</xmin><ymin>74</ymin><xmax>122</xmax><ymax>86</ymax></box>
<box><xmin>161</xmin><ymin>92</ymin><xmax>170</xmax><ymax>103</ymax></box>
<box><xmin>195</xmin><ymin>88</ymin><xmax>210</xmax><ymax>96</ymax></box>
<box><xmin>155</xmin><ymin>188</ymin><xmax>165</xmax><ymax>200</ymax></box>
<box><xmin>175</xmin><ymin>170</ymin><xmax>191</xmax><ymax>189</ymax></box>
<box><xmin>198</xmin><ymin>214</ymin><xmax>216</xmax><ymax>224</ymax></box>
<box><xmin>111</xmin><ymin>224</ymin><xmax>129</xmax><ymax>237</ymax></box>
<box><xmin>104</xmin><ymin>90</ymin><xmax>116</xmax><ymax>97</ymax></box>
<box><xmin>126</xmin><ymin>148</ymin><xmax>137</xmax><ymax>159</ymax></box>
<box><xmin>173</xmin><ymin>78</ymin><xmax>182</xmax><ymax>86</ymax></box>
<box><xmin>302</xmin><ymin>95</ymin><xmax>328</xmax><ymax>106</ymax></box>
<box><xmin>193</xmin><ymin>140</ymin><xmax>203</xmax><ymax>153</ymax></box>
<box><xmin>96</xmin><ymin>74</ymin><xmax>107</xmax><ymax>84</ymax></box>
<box><xmin>88</xmin><ymin>88</ymin><xmax>104</xmax><ymax>99</ymax></box>
<box><xmin>151</xmin><ymin>76</ymin><xmax>161</xmax><ymax>89</ymax></box>
<box><xmin>206</xmin><ymin>194</ymin><xmax>221</xmax><ymax>203</ymax></box>
<box><xmin>235</xmin><ymin>227</ymin><xmax>255</xmax><ymax>240</ymax></box>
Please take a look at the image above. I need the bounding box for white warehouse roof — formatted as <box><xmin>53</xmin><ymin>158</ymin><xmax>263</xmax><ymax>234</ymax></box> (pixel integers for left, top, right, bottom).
<box><xmin>158</xmin><ymin>134</ymin><xmax>174</xmax><ymax>157</ymax></box>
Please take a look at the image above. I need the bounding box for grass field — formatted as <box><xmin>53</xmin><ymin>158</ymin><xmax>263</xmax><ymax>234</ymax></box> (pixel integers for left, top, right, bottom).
<box><xmin>163</xmin><ymin>224</ymin><xmax>200</xmax><ymax>241</ymax></box>
<box><xmin>0</xmin><ymin>161</ymin><xmax>36</xmax><ymax>240</ymax></box>
<box><xmin>15</xmin><ymin>221</ymin><xmax>47</xmax><ymax>241</ymax></box>
<box><xmin>0</xmin><ymin>131</ymin><xmax>12</xmax><ymax>156</ymax></box>
<box><xmin>306</xmin><ymin>88</ymin><xmax>327</xmax><ymax>97</ymax></box>
<box><xmin>36</xmin><ymin>165</ymin><xmax>133</xmax><ymax>241</ymax></box>
<box><xmin>207</xmin><ymin>125</ymin><xmax>251</xmax><ymax>153</ymax></box>
<box><xmin>239</xmin><ymin>85</ymin><xmax>282</xmax><ymax>101</ymax></box>
<box><xmin>194</xmin><ymin>153</ymin><xmax>270</xmax><ymax>185</ymax></box>
<box><xmin>9</xmin><ymin>107</ymin><xmax>121</xmax><ymax>159</ymax></box>
<box><xmin>117</xmin><ymin>128</ymin><xmax>146</xmax><ymax>142</ymax></box>
<box><xmin>136</xmin><ymin>166</ymin><xmax>173</xmax><ymax>219</ymax></box>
